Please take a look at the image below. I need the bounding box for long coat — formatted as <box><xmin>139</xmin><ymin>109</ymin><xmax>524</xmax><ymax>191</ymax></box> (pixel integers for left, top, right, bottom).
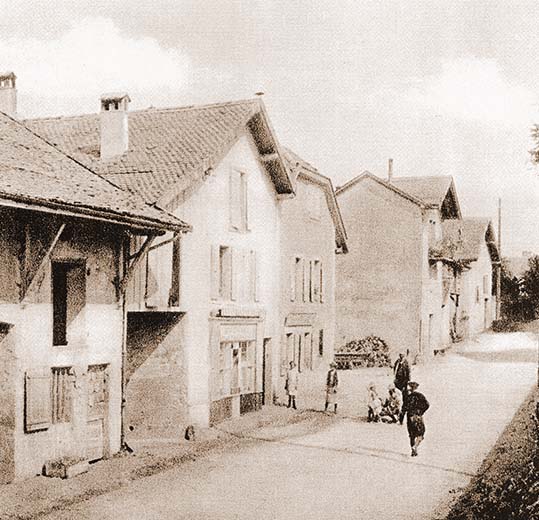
<box><xmin>393</xmin><ymin>358</ymin><xmax>410</xmax><ymax>391</ymax></box>
<box><xmin>285</xmin><ymin>367</ymin><xmax>299</xmax><ymax>397</ymax></box>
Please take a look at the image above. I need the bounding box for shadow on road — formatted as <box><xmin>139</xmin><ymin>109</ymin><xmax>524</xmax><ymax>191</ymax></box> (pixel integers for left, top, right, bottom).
<box><xmin>455</xmin><ymin>348</ymin><xmax>537</xmax><ymax>364</ymax></box>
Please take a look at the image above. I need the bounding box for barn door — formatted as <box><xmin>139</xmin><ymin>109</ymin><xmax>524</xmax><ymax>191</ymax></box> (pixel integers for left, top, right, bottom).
<box><xmin>87</xmin><ymin>364</ymin><xmax>109</xmax><ymax>462</ymax></box>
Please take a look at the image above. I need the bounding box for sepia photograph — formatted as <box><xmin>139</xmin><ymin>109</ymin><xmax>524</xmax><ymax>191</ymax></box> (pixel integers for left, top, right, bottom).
<box><xmin>0</xmin><ymin>1</ymin><xmax>538</xmax><ymax>519</ymax></box>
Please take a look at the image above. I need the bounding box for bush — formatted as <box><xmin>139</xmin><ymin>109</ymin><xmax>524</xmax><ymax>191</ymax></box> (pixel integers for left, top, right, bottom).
<box><xmin>491</xmin><ymin>319</ymin><xmax>518</xmax><ymax>333</ymax></box>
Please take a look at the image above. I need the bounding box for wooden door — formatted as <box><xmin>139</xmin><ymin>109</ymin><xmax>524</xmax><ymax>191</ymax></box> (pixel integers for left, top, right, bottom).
<box><xmin>87</xmin><ymin>364</ymin><xmax>109</xmax><ymax>462</ymax></box>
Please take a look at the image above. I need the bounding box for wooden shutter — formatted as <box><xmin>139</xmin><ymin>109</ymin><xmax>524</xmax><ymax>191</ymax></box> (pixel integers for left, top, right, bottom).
<box><xmin>319</xmin><ymin>262</ymin><xmax>324</xmax><ymax>303</ymax></box>
<box><xmin>290</xmin><ymin>257</ymin><xmax>296</xmax><ymax>302</ymax></box>
<box><xmin>231</xmin><ymin>247</ymin><xmax>240</xmax><ymax>301</ymax></box>
<box><xmin>250</xmin><ymin>250</ymin><xmax>259</xmax><ymax>302</ymax></box>
<box><xmin>210</xmin><ymin>245</ymin><xmax>220</xmax><ymax>300</ymax></box>
<box><xmin>309</xmin><ymin>261</ymin><xmax>314</xmax><ymax>303</ymax></box>
<box><xmin>229</xmin><ymin>170</ymin><xmax>241</xmax><ymax>230</ymax></box>
<box><xmin>302</xmin><ymin>258</ymin><xmax>308</xmax><ymax>303</ymax></box>
<box><xmin>25</xmin><ymin>369</ymin><xmax>51</xmax><ymax>432</ymax></box>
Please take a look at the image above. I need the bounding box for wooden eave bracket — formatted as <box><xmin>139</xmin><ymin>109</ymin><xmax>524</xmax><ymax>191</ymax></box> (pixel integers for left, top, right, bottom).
<box><xmin>119</xmin><ymin>233</ymin><xmax>157</xmax><ymax>294</ymax></box>
<box><xmin>20</xmin><ymin>222</ymin><xmax>66</xmax><ymax>301</ymax></box>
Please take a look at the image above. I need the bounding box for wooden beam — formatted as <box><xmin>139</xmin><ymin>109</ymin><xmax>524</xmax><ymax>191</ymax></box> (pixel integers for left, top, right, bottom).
<box><xmin>259</xmin><ymin>152</ymin><xmax>279</xmax><ymax>162</ymax></box>
<box><xmin>120</xmin><ymin>234</ymin><xmax>157</xmax><ymax>294</ymax></box>
<box><xmin>21</xmin><ymin>223</ymin><xmax>66</xmax><ymax>300</ymax></box>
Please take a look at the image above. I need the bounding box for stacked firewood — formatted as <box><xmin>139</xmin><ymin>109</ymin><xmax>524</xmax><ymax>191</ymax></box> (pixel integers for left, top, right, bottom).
<box><xmin>335</xmin><ymin>336</ymin><xmax>391</xmax><ymax>369</ymax></box>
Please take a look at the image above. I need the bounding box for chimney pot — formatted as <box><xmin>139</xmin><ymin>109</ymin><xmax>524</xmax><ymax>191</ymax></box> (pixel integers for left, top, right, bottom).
<box><xmin>100</xmin><ymin>92</ymin><xmax>130</xmax><ymax>160</ymax></box>
<box><xmin>0</xmin><ymin>71</ymin><xmax>17</xmax><ymax>118</ymax></box>
<box><xmin>388</xmin><ymin>158</ymin><xmax>393</xmax><ymax>182</ymax></box>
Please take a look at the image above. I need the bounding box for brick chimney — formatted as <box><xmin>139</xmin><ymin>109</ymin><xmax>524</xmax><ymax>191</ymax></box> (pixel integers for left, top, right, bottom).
<box><xmin>100</xmin><ymin>92</ymin><xmax>130</xmax><ymax>160</ymax></box>
<box><xmin>0</xmin><ymin>72</ymin><xmax>17</xmax><ymax>118</ymax></box>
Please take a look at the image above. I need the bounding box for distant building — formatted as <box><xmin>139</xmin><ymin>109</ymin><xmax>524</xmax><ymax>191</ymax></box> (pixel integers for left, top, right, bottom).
<box><xmin>335</xmin><ymin>172</ymin><xmax>461</xmax><ymax>360</ymax></box>
<box><xmin>0</xmin><ymin>103</ymin><xmax>185</xmax><ymax>483</ymax></box>
<box><xmin>439</xmin><ymin>219</ymin><xmax>499</xmax><ymax>337</ymax></box>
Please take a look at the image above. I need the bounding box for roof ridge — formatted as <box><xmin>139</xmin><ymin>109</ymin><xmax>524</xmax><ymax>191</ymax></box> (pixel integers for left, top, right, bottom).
<box><xmin>25</xmin><ymin>97</ymin><xmax>261</xmax><ymax>123</ymax></box>
<box><xmin>392</xmin><ymin>175</ymin><xmax>453</xmax><ymax>181</ymax></box>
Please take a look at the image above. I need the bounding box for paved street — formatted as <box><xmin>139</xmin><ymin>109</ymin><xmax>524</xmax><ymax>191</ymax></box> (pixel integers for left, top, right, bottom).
<box><xmin>42</xmin><ymin>331</ymin><xmax>537</xmax><ymax>520</ymax></box>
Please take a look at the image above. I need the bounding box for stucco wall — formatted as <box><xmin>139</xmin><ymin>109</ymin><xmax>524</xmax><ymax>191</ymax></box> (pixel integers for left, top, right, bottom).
<box><xmin>336</xmin><ymin>178</ymin><xmax>424</xmax><ymax>359</ymax></box>
<box><xmin>459</xmin><ymin>242</ymin><xmax>494</xmax><ymax>337</ymax></box>
<box><xmin>125</xmin><ymin>132</ymin><xmax>282</xmax><ymax>430</ymax></box>
<box><xmin>277</xmin><ymin>175</ymin><xmax>337</xmax><ymax>401</ymax></box>
<box><xmin>0</xmin><ymin>211</ymin><xmax>123</xmax><ymax>481</ymax></box>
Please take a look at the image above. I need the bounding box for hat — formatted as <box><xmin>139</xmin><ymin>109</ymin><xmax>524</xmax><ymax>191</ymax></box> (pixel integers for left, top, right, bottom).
<box><xmin>408</xmin><ymin>381</ymin><xmax>419</xmax><ymax>390</ymax></box>
<box><xmin>368</xmin><ymin>382</ymin><xmax>376</xmax><ymax>390</ymax></box>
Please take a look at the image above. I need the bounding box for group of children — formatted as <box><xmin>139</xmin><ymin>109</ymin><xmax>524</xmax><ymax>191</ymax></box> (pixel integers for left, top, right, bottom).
<box><xmin>367</xmin><ymin>383</ymin><xmax>401</xmax><ymax>423</ymax></box>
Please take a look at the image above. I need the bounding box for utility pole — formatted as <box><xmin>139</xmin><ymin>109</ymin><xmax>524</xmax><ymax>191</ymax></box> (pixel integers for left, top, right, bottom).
<box><xmin>496</xmin><ymin>198</ymin><xmax>502</xmax><ymax>320</ymax></box>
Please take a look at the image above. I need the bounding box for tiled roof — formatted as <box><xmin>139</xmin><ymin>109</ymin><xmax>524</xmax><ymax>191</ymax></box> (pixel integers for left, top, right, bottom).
<box><xmin>284</xmin><ymin>148</ymin><xmax>348</xmax><ymax>253</ymax></box>
<box><xmin>390</xmin><ymin>176</ymin><xmax>453</xmax><ymax>207</ymax></box>
<box><xmin>26</xmin><ymin>99</ymin><xmax>293</xmax><ymax>206</ymax></box>
<box><xmin>441</xmin><ymin>218</ymin><xmax>498</xmax><ymax>262</ymax></box>
<box><xmin>335</xmin><ymin>171</ymin><xmax>427</xmax><ymax>208</ymax></box>
<box><xmin>0</xmin><ymin>111</ymin><xmax>188</xmax><ymax>232</ymax></box>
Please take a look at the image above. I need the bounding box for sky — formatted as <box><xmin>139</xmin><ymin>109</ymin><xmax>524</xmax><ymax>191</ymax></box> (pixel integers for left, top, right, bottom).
<box><xmin>0</xmin><ymin>0</ymin><xmax>538</xmax><ymax>255</ymax></box>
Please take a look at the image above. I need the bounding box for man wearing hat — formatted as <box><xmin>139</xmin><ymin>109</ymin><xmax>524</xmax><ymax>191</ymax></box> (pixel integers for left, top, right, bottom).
<box><xmin>401</xmin><ymin>381</ymin><xmax>430</xmax><ymax>456</ymax></box>
<box><xmin>325</xmin><ymin>362</ymin><xmax>339</xmax><ymax>414</ymax></box>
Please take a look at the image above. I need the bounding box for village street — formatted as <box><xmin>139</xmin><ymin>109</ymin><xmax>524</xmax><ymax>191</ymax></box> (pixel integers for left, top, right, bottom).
<box><xmin>40</xmin><ymin>330</ymin><xmax>537</xmax><ymax>520</ymax></box>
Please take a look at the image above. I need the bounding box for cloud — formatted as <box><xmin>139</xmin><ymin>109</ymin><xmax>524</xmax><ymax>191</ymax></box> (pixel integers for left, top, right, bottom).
<box><xmin>406</xmin><ymin>57</ymin><xmax>536</xmax><ymax>126</ymax></box>
<box><xmin>0</xmin><ymin>17</ymin><xmax>190</xmax><ymax>116</ymax></box>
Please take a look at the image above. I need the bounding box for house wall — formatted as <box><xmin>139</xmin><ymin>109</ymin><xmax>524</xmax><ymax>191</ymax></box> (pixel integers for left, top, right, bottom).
<box><xmin>125</xmin><ymin>133</ymin><xmax>281</xmax><ymax>431</ymax></box>
<box><xmin>277</xmin><ymin>175</ymin><xmax>337</xmax><ymax>402</ymax></box>
<box><xmin>459</xmin><ymin>242</ymin><xmax>494</xmax><ymax>337</ymax></box>
<box><xmin>420</xmin><ymin>209</ymin><xmax>447</xmax><ymax>355</ymax></box>
<box><xmin>336</xmin><ymin>178</ymin><xmax>424</xmax><ymax>360</ymax></box>
<box><xmin>0</xmin><ymin>210</ymin><xmax>123</xmax><ymax>482</ymax></box>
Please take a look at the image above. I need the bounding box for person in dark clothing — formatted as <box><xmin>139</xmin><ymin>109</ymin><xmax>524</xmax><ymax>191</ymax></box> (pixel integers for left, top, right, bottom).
<box><xmin>401</xmin><ymin>381</ymin><xmax>430</xmax><ymax>456</ymax></box>
<box><xmin>393</xmin><ymin>352</ymin><xmax>411</xmax><ymax>424</ymax></box>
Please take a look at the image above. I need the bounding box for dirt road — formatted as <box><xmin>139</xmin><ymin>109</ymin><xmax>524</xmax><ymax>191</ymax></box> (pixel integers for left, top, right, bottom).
<box><xmin>41</xmin><ymin>331</ymin><xmax>537</xmax><ymax>520</ymax></box>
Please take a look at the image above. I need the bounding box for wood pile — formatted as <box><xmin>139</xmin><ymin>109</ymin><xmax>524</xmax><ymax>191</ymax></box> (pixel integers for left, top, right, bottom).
<box><xmin>335</xmin><ymin>336</ymin><xmax>391</xmax><ymax>369</ymax></box>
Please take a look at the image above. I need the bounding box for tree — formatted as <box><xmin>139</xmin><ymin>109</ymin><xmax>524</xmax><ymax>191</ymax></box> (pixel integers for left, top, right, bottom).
<box><xmin>521</xmin><ymin>255</ymin><xmax>539</xmax><ymax>319</ymax></box>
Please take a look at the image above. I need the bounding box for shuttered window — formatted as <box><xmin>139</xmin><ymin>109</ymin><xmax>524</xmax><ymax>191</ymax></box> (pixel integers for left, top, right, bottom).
<box><xmin>51</xmin><ymin>367</ymin><xmax>73</xmax><ymax>424</ymax></box>
<box><xmin>25</xmin><ymin>369</ymin><xmax>52</xmax><ymax>432</ymax></box>
<box><xmin>230</xmin><ymin>170</ymin><xmax>248</xmax><ymax>232</ymax></box>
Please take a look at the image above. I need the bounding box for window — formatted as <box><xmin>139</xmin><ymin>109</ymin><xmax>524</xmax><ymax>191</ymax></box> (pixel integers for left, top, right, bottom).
<box><xmin>230</xmin><ymin>170</ymin><xmax>248</xmax><ymax>232</ymax></box>
<box><xmin>219</xmin><ymin>246</ymin><xmax>232</xmax><ymax>300</ymax></box>
<box><xmin>52</xmin><ymin>261</ymin><xmax>86</xmax><ymax>346</ymax></box>
<box><xmin>51</xmin><ymin>367</ymin><xmax>73</xmax><ymax>424</ymax></box>
<box><xmin>219</xmin><ymin>341</ymin><xmax>256</xmax><ymax>397</ymax></box>
<box><xmin>318</xmin><ymin>329</ymin><xmax>324</xmax><ymax>356</ymax></box>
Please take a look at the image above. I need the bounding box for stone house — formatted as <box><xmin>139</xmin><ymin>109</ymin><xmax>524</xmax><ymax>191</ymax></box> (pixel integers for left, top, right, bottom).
<box><xmin>0</xmin><ymin>101</ymin><xmax>187</xmax><ymax>482</ymax></box>
<box><xmin>439</xmin><ymin>218</ymin><xmax>499</xmax><ymax>338</ymax></box>
<box><xmin>335</xmin><ymin>171</ymin><xmax>461</xmax><ymax>360</ymax></box>
<box><xmin>276</xmin><ymin>150</ymin><xmax>347</xmax><ymax>401</ymax></box>
<box><xmin>27</xmin><ymin>96</ymin><xmax>295</xmax><ymax>433</ymax></box>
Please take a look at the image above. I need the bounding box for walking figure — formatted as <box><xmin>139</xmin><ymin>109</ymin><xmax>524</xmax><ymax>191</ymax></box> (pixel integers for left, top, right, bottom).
<box><xmin>393</xmin><ymin>352</ymin><xmax>410</xmax><ymax>424</ymax></box>
<box><xmin>325</xmin><ymin>362</ymin><xmax>339</xmax><ymax>413</ymax></box>
<box><xmin>401</xmin><ymin>381</ymin><xmax>430</xmax><ymax>457</ymax></box>
<box><xmin>285</xmin><ymin>361</ymin><xmax>298</xmax><ymax>409</ymax></box>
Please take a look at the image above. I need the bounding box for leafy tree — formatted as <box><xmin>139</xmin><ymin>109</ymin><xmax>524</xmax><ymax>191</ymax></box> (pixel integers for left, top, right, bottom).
<box><xmin>521</xmin><ymin>255</ymin><xmax>539</xmax><ymax>319</ymax></box>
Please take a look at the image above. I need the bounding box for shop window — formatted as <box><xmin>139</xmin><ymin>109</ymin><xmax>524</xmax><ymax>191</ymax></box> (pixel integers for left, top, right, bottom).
<box><xmin>51</xmin><ymin>367</ymin><xmax>73</xmax><ymax>424</ymax></box>
<box><xmin>219</xmin><ymin>340</ymin><xmax>256</xmax><ymax>397</ymax></box>
<box><xmin>52</xmin><ymin>261</ymin><xmax>86</xmax><ymax>346</ymax></box>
